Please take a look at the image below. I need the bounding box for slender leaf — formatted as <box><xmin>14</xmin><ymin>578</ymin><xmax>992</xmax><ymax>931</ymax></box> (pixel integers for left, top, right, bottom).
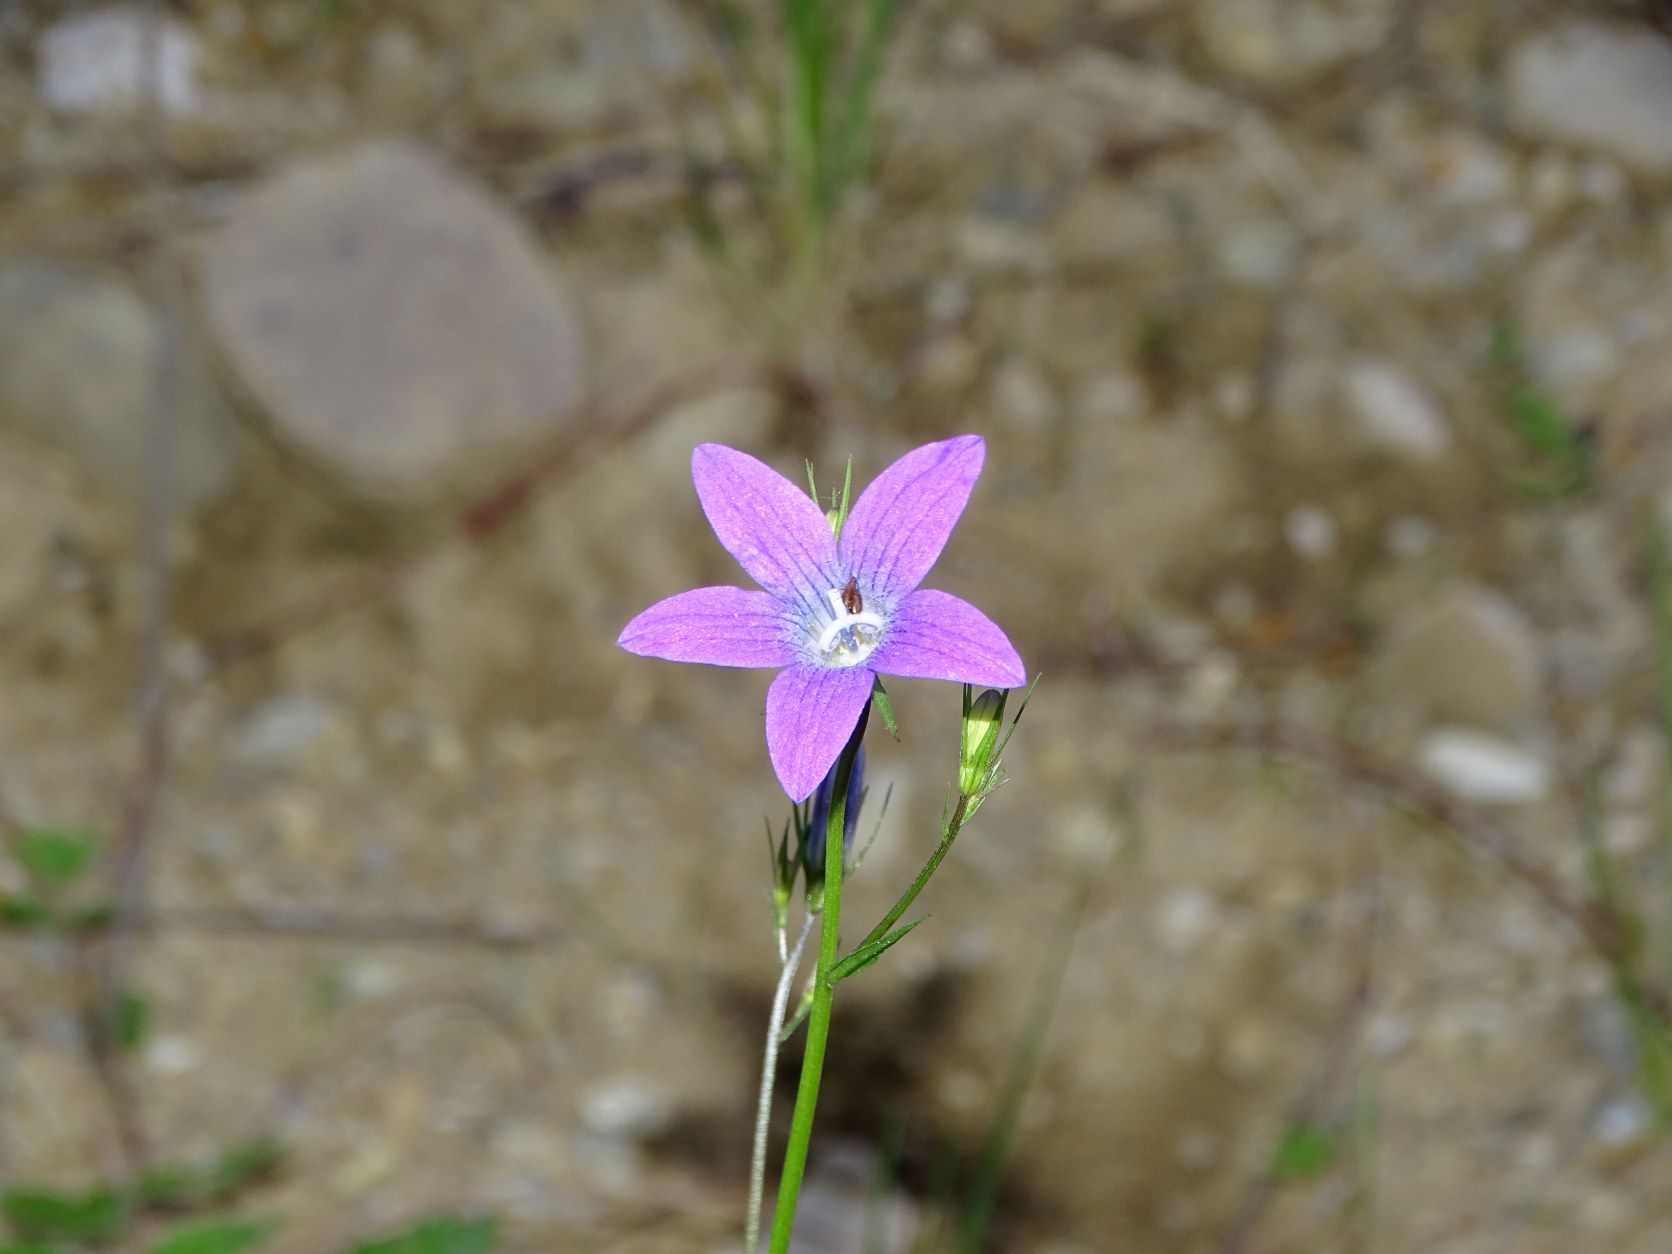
<box><xmin>13</xmin><ymin>830</ymin><xmax>98</xmax><ymax>886</ymax></box>
<box><xmin>203</xmin><ymin>1141</ymin><xmax>285</xmax><ymax>1200</ymax></box>
<box><xmin>1271</xmin><ymin>1122</ymin><xmax>1338</xmax><ymax>1181</ymax></box>
<box><xmin>830</xmin><ymin>0</ymin><xmax>897</xmax><ymax>201</ymax></box>
<box><xmin>348</xmin><ymin>1216</ymin><xmax>497</xmax><ymax>1254</ymax></box>
<box><xmin>869</xmin><ymin>677</ymin><xmax>898</xmax><ymax>738</ymax></box>
<box><xmin>0</xmin><ymin>896</ymin><xmax>51</xmax><ymax>929</ymax></box>
<box><xmin>148</xmin><ymin>1219</ymin><xmax>273</xmax><ymax>1254</ymax></box>
<box><xmin>956</xmin><ymin>861</ymin><xmax>1097</xmax><ymax>1252</ymax></box>
<box><xmin>829</xmin><ymin>916</ymin><xmax>923</xmax><ymax>984</ymax></box>
<box><xmin>137</xmin><ymin>1140</ymin><xmax>286</xmax><ymax>1211</ymax></box>
<box><xmin>116</xmin><ymin>991</ymin><xmax>150</xmax><ymax>1052</ymax></box>
<box><xmin>2</xmin><ymin>1189</ymin><xmax>125</xmax><ymax>1244</ymax></box>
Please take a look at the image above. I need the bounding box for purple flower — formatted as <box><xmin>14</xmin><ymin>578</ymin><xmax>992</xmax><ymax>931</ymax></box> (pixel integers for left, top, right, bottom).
<box><xmin>618</xmin><ymin>435</ymin><xmax>1025</xmax><ymax>801</ymax></box>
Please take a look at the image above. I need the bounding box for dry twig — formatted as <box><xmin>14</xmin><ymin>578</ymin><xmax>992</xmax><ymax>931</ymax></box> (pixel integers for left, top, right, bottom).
<box><xmin>1151</xmin><ymin>719</ymin><xmax>1648</xmax><ymax>1006</ymax></box>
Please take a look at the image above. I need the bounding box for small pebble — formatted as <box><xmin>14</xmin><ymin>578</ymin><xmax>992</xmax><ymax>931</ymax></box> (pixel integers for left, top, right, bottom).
<box><xmin>1284</xmin><ymin>504</ymin><xmax>1336</xmax><ymax>560</ymax></box>
<box><xmin>1418</xmin><ymin>729</ymin><xmax>1550</xmax><ymax>804</ymax></box>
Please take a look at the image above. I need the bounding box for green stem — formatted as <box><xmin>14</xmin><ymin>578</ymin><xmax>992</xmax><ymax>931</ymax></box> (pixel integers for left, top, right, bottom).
<box><xmin>956</xmin><ymin>869</ymin><xmax>1094</xmax><ymax>1252</ymax></box>
<box><xmin>858</xmin><ymin>794</ymin><xmax>968</xmax><ymax>953</ymax></box>
<box><xmin>780</xmin><ymin>0</ymin><xmax>829</xmax><ymax>271</ymax></box>
<box><xmin>1577</xmin><ymin>767</ymin><xmax>1672</xmax><ymax>1125</ymax></box>
<box><xmin>768</xmin><ymin>708</ymin><xmax>868</xmax><ymax>1252</ymax></box>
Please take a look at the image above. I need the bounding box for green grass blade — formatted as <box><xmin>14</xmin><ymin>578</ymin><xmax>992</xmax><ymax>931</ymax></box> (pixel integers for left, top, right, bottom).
<box><xmin>780</xmin><ymin>0</ymin><xmax>831</xmax><ymax>221</ymax></box>
<box><xmin>830</xmin><ymin>0</ymin><xmax>897</xmax><ymax>209</ymax></box>
<box><xmin>954</xmin><ymin>872</ymin><xmax>1096</xmax><ymax>1251</ymax></box>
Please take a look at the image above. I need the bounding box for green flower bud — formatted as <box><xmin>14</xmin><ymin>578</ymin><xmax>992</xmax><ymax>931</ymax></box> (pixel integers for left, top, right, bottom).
<box><xmin>959</xmin><ymin>687</ymin><xmax>1007</xmax><ymax>795</ymax></box>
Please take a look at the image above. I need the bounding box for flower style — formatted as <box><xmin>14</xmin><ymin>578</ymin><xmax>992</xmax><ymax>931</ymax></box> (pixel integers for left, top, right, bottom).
<box><xmin>618</xmin><ymin>435</ymin><xmax>1025</xmax><ymax>801</ymax></box>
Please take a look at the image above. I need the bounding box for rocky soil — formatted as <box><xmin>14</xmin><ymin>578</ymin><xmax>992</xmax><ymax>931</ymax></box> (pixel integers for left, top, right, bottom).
<box><xmin>3</xmin><ymin>1</ymin><xmax>1672</xmax><ymax>1251</ymax></box>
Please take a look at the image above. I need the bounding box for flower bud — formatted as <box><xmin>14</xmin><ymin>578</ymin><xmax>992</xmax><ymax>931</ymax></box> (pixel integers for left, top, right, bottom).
<box><xmin>770</xmin><ymin>818</ymin><xmax>796</xmax><ymax>917</ymax></box>
<box><xmin>959</xmin><ymin>687</ymin><xmax>1006</xmax><ymax>795</ymax></box>
<box><xmin>805</xmin><ymin>745</ymin><xmax>865</xmax><ymax>884</ymax></box>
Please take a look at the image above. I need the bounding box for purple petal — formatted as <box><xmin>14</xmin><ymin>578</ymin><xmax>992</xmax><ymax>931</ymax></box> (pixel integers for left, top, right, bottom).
<box><xmin>618</xmin><ymin>586</ymin><xmax>793</xmax><ymax>667</ymax></box>
<box><xmin>839</xmin><ymin>435</ymin><xmax>985</xmax><ymax>598</ymax></box>
<box><xmin>871</xmin><ymin>589</ymin><xmax>1026</xmax><ymax>688</ymax></box>
<box><xmin>765</xmin><ymin>664</ymin><xmax>874</xmax><ymax>802</ymax></box>
<box><xmin>692</xmin><ymin>444</ymin><xmax>838</xmax><ymax>612</ymax></box>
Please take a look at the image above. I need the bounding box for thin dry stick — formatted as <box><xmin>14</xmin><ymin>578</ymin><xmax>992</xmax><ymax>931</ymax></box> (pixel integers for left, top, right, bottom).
<box><xmin>1481</xmin><ymin>1073</ymin><xmax>1617</xmax><ymax>1254</ymax></box>
<box><xmin>0</xmin><ymin>984</ymin><xmax>32</xmax><ymax>1041</ymax></box>
<box><xmin>1217</xmin><ymin>866</ymin><xmax>1383</xmax><ymax>1254</ymax></box>
<box><xmin>84</xmin><ymin>0</ymin><xmax>185</xmax><ymax>1170</ymax></box>
<box><xmin>259</xmin><ymin>988</ymin><xmax>553</xmax><ymax>1140</ymax></box>
<box><xmin>208</xmin><ymin>359</ymin><xmax>805</xmax><ymax>670</ymax></box>
<box><xmin>1150</xmin><ymin>719</ymin><xmax>1641</xmax><ymax>992</ymax></box>
<box><xmin>141</xmin><ymin>904</ymin><xmax>569</xmax><ymax>951</ymax></box>
<box><xmin>0</xmin><ymin>768</ymin><xmax>24</xmax><ymax>845</ymax></box>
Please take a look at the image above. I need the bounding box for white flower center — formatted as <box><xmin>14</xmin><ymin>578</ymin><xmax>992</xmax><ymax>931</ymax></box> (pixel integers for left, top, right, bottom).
<box><xmin>812</xmin><ymin>586</ymin><xmax>884</xmax><ymax>667</ymax></box>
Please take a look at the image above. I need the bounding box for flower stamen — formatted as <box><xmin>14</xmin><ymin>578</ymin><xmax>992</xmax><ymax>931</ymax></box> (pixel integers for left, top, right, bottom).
<box><xmin>815</xmin><ymin>587</ymin><xmax>884</xmax><ymax>666</ymax></box>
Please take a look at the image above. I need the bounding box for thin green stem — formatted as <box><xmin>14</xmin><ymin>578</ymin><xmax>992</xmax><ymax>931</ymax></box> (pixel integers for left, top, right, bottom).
<box><xmin>858</xmin><ymin>794</ymin><xmax>968</xmax><ymax>953</ymax></box>
<box><xmin>768</xmin><ymin>709</ymin><xmax>868</xmax><ymax>1252</ymax></box>
<box><xmin>956</xmin><ymin>868</ymin><xmax>1094</xmax><ymax>1252</ymax></box>
<box><xmin>1577</xmin><ymin>766</ymin><xmax>1672</xmax><ymax>1125</ymax></box>
<box><xmin>780</xmin><ymin>0</ymin><xmax>830</xmax><ymax>268</ymax></box>
<box><xmin>1650</xmin><ymin>516</ymin><xmax>1672</xmax><ymax>976</ymax></box>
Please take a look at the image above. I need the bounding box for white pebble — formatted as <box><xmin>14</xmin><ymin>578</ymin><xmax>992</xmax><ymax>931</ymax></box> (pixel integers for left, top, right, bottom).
<box><xmin>1386</xmin><ymin>515</ymin><xmax>1434</xmax><ymax>558</ymax></box>
<box><xmin>38</xmin><ymin>5</ymin><xmax>200</xmax><ymax>117</ymax></box>
<box><xmin>578</xmin><ymin>1076</ymin><xmax>672</xmax><ymax>1140</ymax></box>
<box><xmin>1284</xmin><ymin>504</ymin><xmax>1336</xmax><ymax>559</ymax></box>
<box><xmin>1342</xmin><ymin>358</ymin><xmax>1451</xmax><ymax>460</ymax></box>
<box><xmin>1418</xmin><ymin>729</ymin><xmax>1550</xmax><ymax>804</ymax></box>
<box><xmin>1157</xmin><ymin>886</ymin><xmax>1218</xmax><ymax>955</ymax></box>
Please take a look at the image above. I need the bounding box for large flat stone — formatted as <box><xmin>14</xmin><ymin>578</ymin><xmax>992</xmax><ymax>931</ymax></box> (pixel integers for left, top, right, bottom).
<box><xmin>1506</xmin><ymin>22</ymin><xmax>1672</xmax><ymax>175</ymax></box>
<box><xmin>200</xmin><ymin>141</ymin><xmax>586</xmax><ymax>500</ymax></box>
<box><xmin>0</xmin><ymin>257</ymin><xmax>242</xmax><ymax>510</ymax></box>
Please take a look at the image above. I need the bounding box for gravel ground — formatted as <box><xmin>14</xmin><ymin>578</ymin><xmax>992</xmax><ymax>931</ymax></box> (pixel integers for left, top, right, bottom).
<box><xmin>3</xmin><ymin>2</ymin><xmax>1672</xmax><ymax>1251</ymax></box>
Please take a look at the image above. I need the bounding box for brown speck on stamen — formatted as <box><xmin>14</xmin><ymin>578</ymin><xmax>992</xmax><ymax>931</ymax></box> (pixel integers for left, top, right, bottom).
<box><xmin>841</xmin><ymin>576</ymin><xmax>862</xmax><ymax>616</ymax></box>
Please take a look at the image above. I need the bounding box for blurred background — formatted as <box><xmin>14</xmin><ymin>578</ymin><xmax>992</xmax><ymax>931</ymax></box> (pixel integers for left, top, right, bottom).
<box><xmin>4</xmin><ymin>0</ymin><xmax>1672</xmax><ymax>1250</ymax></box>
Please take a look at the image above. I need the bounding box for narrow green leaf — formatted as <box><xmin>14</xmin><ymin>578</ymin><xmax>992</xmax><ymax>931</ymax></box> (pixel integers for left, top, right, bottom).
<box><xmin>1271</xmin><ymin>1122</ymin><xmax>1337</xmax><ymax>1181</ymax></box>
<box><xmin>831</xmin><ymin>0</ymin><xmax>897</xmax><ymax>202</ymax></box>
<box><xmin>830</xmin><ymin>916</ymin><xmax>924</xmax><ymax>984</ymax></box>
<box><xmin>1489</xmin><ymin>317</ymin><xmax>1522</xmax><ymax>369</ymax></box>
<box><xmin>116</xmin><ymin>991</ymin><xmax>150</xmax><ymax>1052</ymax></box>
<box><xmin>679</xmin><ymin>162</ymin><xmax>732</xmax><ymax>263</ymax></box>
<box><xmin>955</xmin><ymin>864</ymin><xmax>1099</xmax><ymax>1254</ymax></box>
<box><xmin>140</xmin><ymin>1139</ymin><xmax>287</xmax><ymax>1210</ymax></box>
<box><xmin>347</xmin><ymin>1216</ymin><xmax>497</xmax><ymax>1254</ymax></box>
<box><xmin>67</xmin><ymin>903</ymin><xmax>115</xmax><ymax>934</ymax></box>
<box><xmin>777</xmin><ymin>988</ymin><xmax>813</xmax><ymax>1045</ymax></box>
<box><xmin>1491</xmin><ymin>316</ymin><xmax>1591</xmax><ymax>497</ymax></box>
<box><xmin>2</xmin><ymin>1189</ymin><xmax>125</xmax><ymax>1243</ymax></box>
<box><xmin>835</xmin><ymin>456</ymin><xmax>854</xmax><ymax>531</ymax></box>
<box><xmin>990</xmin><ymin>673</ymin><xmax>1041</xmax><ymax>763</ymax></box>
<box><xmin>869</xmin><ymin>677</ymin><xmax>898</xmax><ymax>738</ymax></box>
<box><xmin>848</xmin><ymin>782</ymin><xmax>894</xmax><ymax>872</ymax></box>
<box><xmin>148</xmin><ymin>1219</ymin><xmax>274</xmax><ymax>1254</ymax></box>
<box><xmin>0</xmin><ymin>895</ymin><xmax>51</xmax><ymax>929</ymax></box>
<box><xmin>133</xmin><ymin>1164</ymin><xmax>194</xmax><ymax>1211</ymax></box>
<box><xmin>14</xmin><ymin>830</ymin><xmax>98</xmax><ymax>886</ymax></box>
<box><xmin>0</xmin><ymin>1244</ymin><xmax>63</xmax><ymax>1254</ymax></box>
<box><xmin>1507</xmin><ymin>386</ymin><xmax>1588</xmax><ymax>475</ymax></box>
<box><xmin>204</xmin><ymin>1140</ymin><xmax>285</xmax><ymax>1199</ymax></box>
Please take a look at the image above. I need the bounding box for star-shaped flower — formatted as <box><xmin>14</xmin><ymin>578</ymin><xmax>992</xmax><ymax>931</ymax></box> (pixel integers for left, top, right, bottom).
<box><xmin>618</xmin><ymin>435</ymin><xmax>1025</xmax><ymax>801</ymax></box>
